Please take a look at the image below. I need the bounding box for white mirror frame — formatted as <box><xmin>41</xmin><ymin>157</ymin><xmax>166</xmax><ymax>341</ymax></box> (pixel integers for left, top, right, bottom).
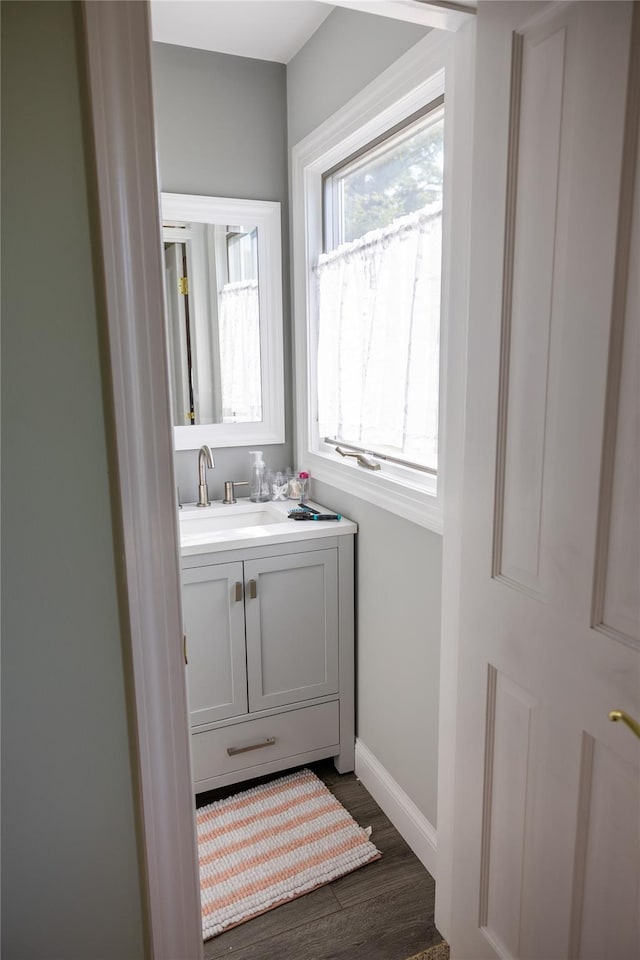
<box><xmin>161</xmin><ymin>193</ymin><xmax>285</xmax><ymax>450</ymax></box>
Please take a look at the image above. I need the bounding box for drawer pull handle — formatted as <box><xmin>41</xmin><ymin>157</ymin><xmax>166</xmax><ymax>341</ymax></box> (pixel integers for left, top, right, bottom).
<box><xmin>227</xmin><ymin>736</ymin><xmax>276</xmax><ymax>757</ymax></box>
<box><xmin>248</xmin><ymin>579</ymin><xmax>257</xmax><ymax>599</ymax></box>
<box><xmin>234</xmin><ymin>581</ymin><xmax>243</xmax><ymax>602</ymax></box>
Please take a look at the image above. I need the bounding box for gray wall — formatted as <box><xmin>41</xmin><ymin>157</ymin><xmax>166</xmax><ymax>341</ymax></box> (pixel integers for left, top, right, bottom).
<box><xmin>1</xmin><ymin>3</ymin><xmax>145</xmax><ymax>957</ymax></box>
<box><xmin>287</xmin><ymin>6</ymin><xmax>431</xmax><ymax>144</ymax></box>
<box><xmin>288</xmin><ymin>9</ymin><xmax>442</xmax><ymax>825</ymax></box>
<box><xmin>151</xmin><ymin>43</ymin><xmax>293</xmax><ymax>501</ymax></box>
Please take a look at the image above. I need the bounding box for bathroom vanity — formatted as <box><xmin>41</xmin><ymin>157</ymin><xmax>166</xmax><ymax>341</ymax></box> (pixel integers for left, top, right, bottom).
<box><xmin>179</xmin><ymin>500</ymin><xmax>356</xmax><ymax>792</ymax></box>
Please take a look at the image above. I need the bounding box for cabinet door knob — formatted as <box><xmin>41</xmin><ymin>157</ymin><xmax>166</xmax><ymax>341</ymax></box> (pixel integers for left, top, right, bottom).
<box><xmin>248</xmin><ymin>579</ymin><xmax>257</xmax><ymax>599</ymax></box>
<box><xmin>234</xmin><ymin>581</ymin><xmax>243</xmax><ymax>602</ymax></box>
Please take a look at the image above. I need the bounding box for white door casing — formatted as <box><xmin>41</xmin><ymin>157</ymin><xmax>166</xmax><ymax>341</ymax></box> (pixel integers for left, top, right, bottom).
<box><xmin>445</xmin><ymin>3</ymin><xmax>640</xmax><ymax>959</ymax></box>
<box><xmin>81</xmin><ymin>3</ymin><xmax>203</xmax><ymax>957</ymax></box>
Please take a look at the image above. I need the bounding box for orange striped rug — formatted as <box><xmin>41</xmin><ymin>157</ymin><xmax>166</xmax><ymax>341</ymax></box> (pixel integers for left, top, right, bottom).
<box><xmin>197</xmin><ymin>767</ymin><xmax>381</xmax><ymax>940</ymax></box>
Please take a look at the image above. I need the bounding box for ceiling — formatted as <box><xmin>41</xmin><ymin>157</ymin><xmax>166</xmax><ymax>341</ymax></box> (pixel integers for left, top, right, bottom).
<box><xmin>150</xmin><ymin>0</ymin><xmax>478</xmax><ymax>64</ymax></box>
<box><xmin>150</xmin><ymin>1</ymin><xmax>335</xmax><ymax>64</ymax></box>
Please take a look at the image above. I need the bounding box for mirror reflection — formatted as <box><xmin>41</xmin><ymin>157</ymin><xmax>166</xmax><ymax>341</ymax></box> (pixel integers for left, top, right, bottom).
<box><xmin>163</xmin><ymin>217</ymin><xmax>263</xmax><ymax>427</ymax></box>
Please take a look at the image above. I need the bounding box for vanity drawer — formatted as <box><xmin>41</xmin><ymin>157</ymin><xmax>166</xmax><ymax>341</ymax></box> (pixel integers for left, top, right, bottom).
<box><xmin>191</xmin><ymin>701</ymin><xmax>339</xmax><ymax>783</ymax></box>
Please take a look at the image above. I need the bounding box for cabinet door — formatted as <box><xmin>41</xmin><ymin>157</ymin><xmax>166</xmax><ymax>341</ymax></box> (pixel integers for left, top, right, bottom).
<box><xmin>182</xmin><ymin>561</ymin><xmax>247</xmax><ymax>725</ymax></box>
<box><xmin>244</xmin><ymin>550</ymin><xmax>339</xmax><ymax>712</ymax></box>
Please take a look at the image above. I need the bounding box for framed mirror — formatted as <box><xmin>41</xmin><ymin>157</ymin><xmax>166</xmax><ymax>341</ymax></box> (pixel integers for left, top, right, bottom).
<box><xmin>161</xmin><ymin>193</ymin><xmax>285</xmax><ymax>450</ymax></box>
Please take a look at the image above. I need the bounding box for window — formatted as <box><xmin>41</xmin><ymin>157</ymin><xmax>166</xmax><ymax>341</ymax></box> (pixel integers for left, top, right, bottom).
<box><xmin>220</xmin><ymin>225</ymin><xmax>262</xmax><ymax>423</ymax></box>
<box><xmin>318</xmin><ymin>101</ymin><xmax>444</xmax><ymax>476</ymax></box>
<box><xmin>292</xmin><ymin>34</ymin><xmax>452</xmax><ymax>531</ymax></box>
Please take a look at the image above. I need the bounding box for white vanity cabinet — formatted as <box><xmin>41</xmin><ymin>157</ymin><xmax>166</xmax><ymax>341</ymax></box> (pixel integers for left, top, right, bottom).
<box><xmin>181</xmin><ymin>533</ymin><xmax>354</xmax><ymax>792</ymax></box>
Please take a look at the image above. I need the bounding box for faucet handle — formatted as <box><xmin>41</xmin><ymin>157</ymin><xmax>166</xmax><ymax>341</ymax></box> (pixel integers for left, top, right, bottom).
<box><xmin>223</xmin><ymin>480</ymin><xmax>249</xmax><ymax>504</ymax></box>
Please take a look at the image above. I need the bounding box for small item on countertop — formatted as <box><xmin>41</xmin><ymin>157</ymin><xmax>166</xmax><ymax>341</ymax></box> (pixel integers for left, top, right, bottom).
<box><xmin>249</xmin><ymin>450</ymin><xmax>270</xmax><ymax>502</ymax></box>
<box><xmin>298</xmin><ymin>471</ymin><xmax>310</xmax><ymax>502</ymax></box>
<box><xmin>287</xmin><ymin>474</ymin><xmax>302</xmax><ymax>499</ymax></box>
<box><xmin>292</xmin><ymin>513</ymin><xmax>342</xmax><ymax>521</ymax></box>
<box><xmin>287</xmin><ymin>503</ymin><xmax>321</xmax><ymax>518</ymax></box>
<box><xmin>271</xmin><ymin>471</ymin><xmax>288</xmax><ymax>501</ymax></box>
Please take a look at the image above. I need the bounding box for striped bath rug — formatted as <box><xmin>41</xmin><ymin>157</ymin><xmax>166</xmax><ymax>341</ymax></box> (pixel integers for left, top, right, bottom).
<box><xmin>406</xmin><ymin>942</ymin><xmax>450</xmax><ymax>960</ymax></box>
<box><xmin>197</xmin><ymin>767</ymin><xmax>381</xmax><ymax>940</ymax></box>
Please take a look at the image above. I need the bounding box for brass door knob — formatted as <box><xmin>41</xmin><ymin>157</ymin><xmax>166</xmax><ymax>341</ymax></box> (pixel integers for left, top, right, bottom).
<box><xmin>608</xmin><ymin>709</ymin><xmax>640</xmax><ymax>740</ymax></box>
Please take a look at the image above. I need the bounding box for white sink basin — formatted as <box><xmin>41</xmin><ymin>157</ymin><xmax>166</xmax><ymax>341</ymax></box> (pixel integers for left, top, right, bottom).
<box><xmin>182</xmin><ymin>507</ymin><xmax>286</xmax><ymax>535</ymax></box>
<box><xmin>179</xmin><ymin>501</ymin><xmax>289</xmax><ymax>548</ymax></box>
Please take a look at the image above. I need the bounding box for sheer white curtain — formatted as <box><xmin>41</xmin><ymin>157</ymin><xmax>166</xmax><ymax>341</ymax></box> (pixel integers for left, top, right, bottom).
<box><xmin>218</xmin><ymin>279</ymin><xmax>262</xmax><ymax>422</ymax></box>
<box><xmin>315</xmin><ymin>206</ymin><xmax>442</xmax><ymax>470</ymax></box>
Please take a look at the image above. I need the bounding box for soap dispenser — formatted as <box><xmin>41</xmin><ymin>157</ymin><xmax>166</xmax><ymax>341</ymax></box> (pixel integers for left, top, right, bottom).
<box><xmin>249</xmin><ymin>450</ymin><xmax>270</xmax><ymax>502</ymax></box>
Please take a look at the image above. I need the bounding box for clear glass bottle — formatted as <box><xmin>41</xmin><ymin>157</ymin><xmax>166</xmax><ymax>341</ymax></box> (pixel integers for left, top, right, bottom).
<box><xmin>249</xmin><ymin>450</ymin><xmax>270</xmax><ymax>502</ymax></box>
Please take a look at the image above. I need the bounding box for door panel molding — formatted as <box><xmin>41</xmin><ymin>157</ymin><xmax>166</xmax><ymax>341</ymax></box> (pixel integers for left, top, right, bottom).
<box><xmin>569</xmin><ymin>734</ymin><xmax>640</xmax><ymax>959</ymax></box>
<box><xmin>480</xmin><ymin>666</ymin><xmax>538</xmax><ymax>958</ymax></box>
<box><xmin>591</xmin><ymin>3</ymin><xmax>640</xmax><ymax>649</ymax></box>
<box><xmin>493</xmin><ymin>13</ymin><xmax>567</xmax><ymax>599</ymax></box>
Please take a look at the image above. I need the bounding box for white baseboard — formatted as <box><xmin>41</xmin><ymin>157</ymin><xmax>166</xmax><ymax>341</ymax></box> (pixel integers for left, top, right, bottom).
<box><xmin>355</xmin><ymin>738</ymin><xmax>437</xmax><ymax>880</ymax></box>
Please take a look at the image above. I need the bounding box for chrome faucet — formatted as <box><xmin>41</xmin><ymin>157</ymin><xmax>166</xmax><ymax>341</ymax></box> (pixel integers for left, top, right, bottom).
<box><xmin>197</xmin><ymin>445</ymin><xmax>215</xmax><ymax>507</ymax></box>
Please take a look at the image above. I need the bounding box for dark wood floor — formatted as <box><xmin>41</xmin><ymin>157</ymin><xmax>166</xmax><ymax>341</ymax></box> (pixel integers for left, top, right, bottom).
<box><xmin>197</xmin><ymin>759</ymin><xmax>444</xmax><ymax>960</ymax></box>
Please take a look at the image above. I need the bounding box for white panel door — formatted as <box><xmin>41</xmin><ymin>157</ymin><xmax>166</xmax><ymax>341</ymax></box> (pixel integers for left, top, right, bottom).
<box><xmin>448</xmin><ymin>3</ymin><xmax>640</xmax><ymax>958</ymax></box>
<box><xmin>244</xmin><ymin>550</ymin><xmax>339</xmax><ymax>712</ymax></box>
<box><xmin>182</xmin><ymin>561</ymin><xmax>247</xmax><ymax>725</ymax></box>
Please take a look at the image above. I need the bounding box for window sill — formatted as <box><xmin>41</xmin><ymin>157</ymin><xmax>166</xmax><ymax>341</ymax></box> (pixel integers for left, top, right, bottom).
<box><xmin>304</xmin><ymin>450</ymin><xmax>443</xmax><ymax>535</ymax></box>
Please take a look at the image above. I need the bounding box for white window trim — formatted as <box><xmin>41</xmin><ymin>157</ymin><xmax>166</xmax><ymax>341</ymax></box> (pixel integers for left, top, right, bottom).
<box><xmin>292</xmin><ymin>30</ymin><xmax>455</xmax><ymax>534</ymax></box>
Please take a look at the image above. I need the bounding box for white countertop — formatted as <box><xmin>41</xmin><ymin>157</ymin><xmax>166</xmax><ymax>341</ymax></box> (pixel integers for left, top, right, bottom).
<box><xmin>179</xmin><ymin>498</ymin><xmax>357</xmax><ymax>557</ymax></box>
